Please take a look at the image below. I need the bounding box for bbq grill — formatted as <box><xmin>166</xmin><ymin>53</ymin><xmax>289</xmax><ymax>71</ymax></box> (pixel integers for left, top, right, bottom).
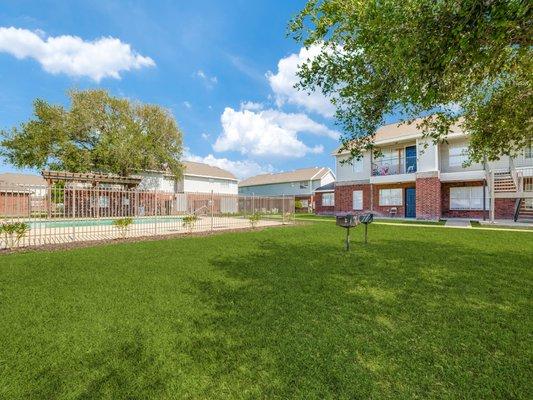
<box><xmin>336</xmin><ymin>214</ymin><xmax>358</xmax><ymax>251</ymax></box>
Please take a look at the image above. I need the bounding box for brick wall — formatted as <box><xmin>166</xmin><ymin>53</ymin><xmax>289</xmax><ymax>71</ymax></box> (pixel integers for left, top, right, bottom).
<box><xmin>334</xmin><ymin>184</ymin><xmax>371</xmax><ymax>214</ymax></box>
<box><xmin>371</xmin><ymin>183</ymin><xmax>414</xmax><ymax>217</ymax></box>
<box><xmin>415</xmin><ymin>176</ymin><xmax>441</xmax><ymax>220</ymax></box>
<box><xmin>0</xmin><ymin>192</ymin><xmax>30</xmax><ymax>217</ymax></box>
<box><xmin>315</xmin><ymin>192</ymin><xmax>335</xmax><ymax>215</ymax></box>
<box><xmin>494</xmin><ymin>198</ymin><xmax>515</xmax><ymax>219</ymax></box>
<box><xmin>441</xmin><ymin>181</ymin><xmax>488</xmax><ymax>219</ymax></box>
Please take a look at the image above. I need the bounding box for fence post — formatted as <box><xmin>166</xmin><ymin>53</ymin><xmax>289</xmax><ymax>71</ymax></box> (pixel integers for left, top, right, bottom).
<box><xmin>72</xmin><ymin>186</ymin><xmax>76</xmax><ymax>240</ymax></box>
<box><xmin>154</xmin><ymin>190</ymin><xmax>158</xmax><ymax>235</ymax></box>
<box><xmin>281</xmin><ymin>195</ymin><xmax>284</xmax><ymax>224</ymax></box>
<box><xmin>210</xmin><ymin>190</ymin><xmax>214</xmax><ymax>231</ymax></box>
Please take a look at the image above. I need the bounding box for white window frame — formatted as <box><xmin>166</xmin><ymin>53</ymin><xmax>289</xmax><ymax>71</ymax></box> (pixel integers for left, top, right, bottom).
<box><xmin>322</xmin><ymin>192</ymin><xmax>334</xmax><ymax>207</ymax></box>
<box><xmin>379</xmin><ymin>188</ymin><xmax>402</xmax><ymax>206</ymax></box>
<box><xmin>352</xmin><ymin>190</ymin><xmax>363</xmax><ymax>210</ymax></box>
<box><xmin>352</xmin><ymin>158</ymin><xmax>364</xmax><ymax>173</ymax></box>
<box><xmin>449</xmin><ymin>145</ymin><xmax>469</xmax><ymax>167</ymax></box>
<box><xmin>450</xmin><ymin>186</ymin><xmax>489</xmax><ymax>210</ymax></box>
<box><xmin>299</xmin><ymin>181</ymin><xmax>309</xmax><ymax>189</ymax></box>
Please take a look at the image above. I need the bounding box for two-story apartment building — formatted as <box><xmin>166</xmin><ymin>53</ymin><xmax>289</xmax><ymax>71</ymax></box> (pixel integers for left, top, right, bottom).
<box><xmin>322</xmin><ymin>119</ymin><xmax>533</xmax><ymax>221</ymax></box>
<box><xmin>239</xmin><ymin>167</ymin><xmax>335</xmax><ymax>212</ymax></box>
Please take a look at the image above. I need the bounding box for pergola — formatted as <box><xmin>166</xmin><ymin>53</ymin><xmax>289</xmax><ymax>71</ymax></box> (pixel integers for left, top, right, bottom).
<box><xmin>41</xmin><ymin>170</ymin><xmax>143</xmax><ymax>188</ymax></box>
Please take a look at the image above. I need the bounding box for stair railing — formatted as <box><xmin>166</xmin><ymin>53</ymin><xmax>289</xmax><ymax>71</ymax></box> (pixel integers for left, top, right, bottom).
<box><xmin>514</xmin><ymin>198</ymin><xmax>522</xmax><ymax>222</ymax></box>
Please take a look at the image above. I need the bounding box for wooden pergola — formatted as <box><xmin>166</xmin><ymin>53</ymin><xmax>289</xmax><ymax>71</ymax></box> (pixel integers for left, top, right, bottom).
<box><xmin>41</xmin><ymin>170</ymin><xmax>143</xmax><ymax>188</ymax></box>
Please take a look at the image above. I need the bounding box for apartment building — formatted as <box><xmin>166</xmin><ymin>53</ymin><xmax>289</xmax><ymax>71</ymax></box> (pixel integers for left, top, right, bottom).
<box><xmin>239</xmin><ymin>167</ymin><xmax>335</xmax><ymax>212</ymax></box>
<box><xmin>317</xmin><ymin>119</ymin><xmax>533</xmax><ymax>221</ymax></box>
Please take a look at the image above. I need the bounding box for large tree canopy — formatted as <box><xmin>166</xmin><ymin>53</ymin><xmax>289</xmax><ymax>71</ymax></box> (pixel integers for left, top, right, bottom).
<box><xmin>1</xmin><ymin>89</ymin><xmax>183</xmax><ymax>177</ymax></box>
<box><xmin>290</xmin><ymin>0</ymin><xmax>532</xmax><ymax>162</ymax></box>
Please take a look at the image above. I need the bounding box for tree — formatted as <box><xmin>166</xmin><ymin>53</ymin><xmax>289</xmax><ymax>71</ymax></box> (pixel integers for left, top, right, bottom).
<box><xmin>290</xmin><ymin>0</ymin><xmax>532</xmax><ymax>163</ymax></box>
<box><xmin>1</xmin><ymin>89</ymin><xmax>184</xmax><ymax>177</ymax></box>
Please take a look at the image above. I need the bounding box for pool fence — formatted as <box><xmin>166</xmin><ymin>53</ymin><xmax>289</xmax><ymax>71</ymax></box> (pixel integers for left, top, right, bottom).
<box><xmin>0</xmin><ymin>184</ymin><xmax>295</xmax><ymax>250</ymax></box>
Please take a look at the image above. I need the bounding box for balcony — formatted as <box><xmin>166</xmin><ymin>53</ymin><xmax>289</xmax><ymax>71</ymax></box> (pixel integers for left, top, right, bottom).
<box><xmin>372</xmin><ymin>156</ymin><xmax>417</xmax><ymax>176</ymax></box>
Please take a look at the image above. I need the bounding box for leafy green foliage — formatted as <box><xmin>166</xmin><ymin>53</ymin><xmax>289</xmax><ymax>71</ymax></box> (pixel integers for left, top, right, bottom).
<box><xmin>290</xmin><ymin>0</ymin><xmax>532</xmax><ymax>163</ymax></box>
<box><xmin>248</xmin><ymin>212</ymin><xmax>262</xmax><ymax>228</ymax></box>
<box><xmin>294</xmin><ymin>200</ymin><xmax>303</xmax><ymax>209</ymax></box>
<box><xmin>113</xmin><ymin>217</ymin><xmax>134</xmax><ymax>238</ymax></box>
<box><xmin>1</xmin><ymin>89</ymin><xmax>184</xmax><ymax>177</ymax></box>
<box><xmin>0</xmin><ymin>222</ymin><xmax>30</xmax><ymax>249</ymax></box>
<box><xmin>182</xmin><ymin>214</ymin><xmax>199</xmax><ymax>233</ymax></box>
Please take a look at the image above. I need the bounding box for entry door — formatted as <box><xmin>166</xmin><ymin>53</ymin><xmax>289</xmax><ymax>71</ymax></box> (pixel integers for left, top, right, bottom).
<box><xmin>405</xmin><ymin>188</ymin><xmax>416</xmax><ymax>218</ymax></box>
<box><xmin>405</xmin><ymin>145</ymin><xmax>417</xmax><ymax>173</ymax></box>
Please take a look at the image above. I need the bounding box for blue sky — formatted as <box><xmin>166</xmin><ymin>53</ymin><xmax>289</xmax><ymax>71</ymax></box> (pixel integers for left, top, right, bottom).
<box><xmin>0</xmin><ymin>1</ymin><xmax>393</xmax><ymax>179</ymax></box>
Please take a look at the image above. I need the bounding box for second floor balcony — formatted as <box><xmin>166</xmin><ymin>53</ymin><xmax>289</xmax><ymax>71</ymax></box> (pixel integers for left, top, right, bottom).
<box><xmin>372</xmin><ymin>154</ymin><xmax>417</xmax><ymax>176</ymax></box>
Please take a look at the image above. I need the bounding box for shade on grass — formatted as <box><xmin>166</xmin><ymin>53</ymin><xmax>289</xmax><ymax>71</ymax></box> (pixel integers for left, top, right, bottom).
<box><xmin>0</xmin><ymin>223</ymin><xmax>532</xmax><ymax>399</ymax></box>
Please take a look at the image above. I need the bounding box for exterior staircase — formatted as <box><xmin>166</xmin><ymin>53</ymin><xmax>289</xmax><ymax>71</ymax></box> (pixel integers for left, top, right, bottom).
<box><xmin>514</xmin><ymin>198</ymin><xmax>533</xmax><ymax>222</ymax></box>
<box><xmin>493</xmin><ymin>172</ymin><xmax>517</xmax><ymax>193</ymax></box>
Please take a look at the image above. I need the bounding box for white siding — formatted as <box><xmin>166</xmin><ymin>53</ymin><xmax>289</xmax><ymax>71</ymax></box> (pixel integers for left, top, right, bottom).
<box><xmin>416</xmin><ymin>138</ymin><xmax>439</xmax><ymax>172</ymax></box>
<box><xmin>336</xmin><ymin>153</ymin><xmax>371</xmax><ymax>182</ymax></box>
<box><xmin>183</xmin><ymin>176</ymin><xmax>238</xmax><ymax>194</ymax></box>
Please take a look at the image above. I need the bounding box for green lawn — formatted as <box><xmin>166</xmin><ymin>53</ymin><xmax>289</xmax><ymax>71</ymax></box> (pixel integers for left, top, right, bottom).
<box><xmin>1</xmin><ymin>223</ymin><xmax>532</xmax><ymax>399</ymax></box>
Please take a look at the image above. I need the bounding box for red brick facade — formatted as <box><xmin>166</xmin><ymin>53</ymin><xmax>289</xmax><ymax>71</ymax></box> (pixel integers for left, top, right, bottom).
<box><xmin>315</xmin><ymin>192</ymin><xmax>335</xmax><ymax>215</ymax></box>
<box><xmin>416</xmin><ymin>176</ymin><xmax>441</xmax><ymax>220</ymax></box>
<box><xmin>334</xmin><ymin>184</ymin><xmax>372</xmax><ymax>214</ymax></box>
<box><xmin>441</xmin><ymin>181</ymin><xmax>487</xmax><ymax>219</ymax></box>
<box><xmin>372</xmin><ymin>183</ymin><xmax>414</xmax><ymax>217</ymax></box>
<box><xmin>327</xmin><ymin>178</ymin><xmax>516</xmax><ymax>220</ymax></box>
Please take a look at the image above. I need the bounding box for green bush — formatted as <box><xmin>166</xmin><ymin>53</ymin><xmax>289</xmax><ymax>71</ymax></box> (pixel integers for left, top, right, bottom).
<box><xmin>294</xmin><ymin>200</ymin><xmax>303</xmax><ymax>209</ymax></box>
<box><xmin>248</xmin><ymin>212</ymin><xmax>262</xmax><ymax>228</ymax></box>
<box><xmin>0</xmin><ymin>222</ymin><xmax>30</xmax><ymax>249</ymax></box>
<box><xmin>182</xmin><ymin>214</ymin><xmax>199</xmax><ymax>233</ymax></box>
<box><xmin>113</xmin><ymin>217</ymin><xmax>133</xmax><ymax>238</ymax></box>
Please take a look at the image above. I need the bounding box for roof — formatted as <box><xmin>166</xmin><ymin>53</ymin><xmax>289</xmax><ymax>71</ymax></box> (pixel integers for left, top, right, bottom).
<box><xmin>315</xmin><ymin>182</ymin><xmax>335</xmax><ymax>192</ymax></box>
<box><xmin>0</xmin><ymin>173</ymin><xmax>46</xmax><ymax>186</ymax></box>
<box><xmin>239</xmin><ymin>167</ymin><xmax>332</xmax><ymax>187</ymax></box>
<box><xmin>183</xmin><ymin>161</ymin><xmax>237</xmax><ymax>181</ymax></box>
<box><xmin>333</xmin><ymin>117</ymin><xmax>465</xmax><ymax>155</ymax></box>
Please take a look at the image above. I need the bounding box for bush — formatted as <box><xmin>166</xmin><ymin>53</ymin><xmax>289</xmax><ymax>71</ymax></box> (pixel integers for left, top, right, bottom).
<box><xmin>113</xmin><ymin>217</ymin><xmax>133</xmax><ymax>238</ymax></box>
<box><xmin>248</xmin><ymin>212</ymin><xmax>262</xmax><ymax>228</ymax></box>
<box><xmin>283</xmin><ymin>212</ymin><xmax>294</xmax><ymax>224</ymax></box>
<box><xmin>0</xmin><ymin>222</ymin><xmax>30</xmax><ymax>249</ymax></box>
<box><xmin>182</xmin><ymin>214</ymin><xmax>199</xmax><ymax>233</ymax></box>
<box><xmin>295</xmin><ymin>200</ymin><xmax>303</xmax><ymax>209</ymax></box>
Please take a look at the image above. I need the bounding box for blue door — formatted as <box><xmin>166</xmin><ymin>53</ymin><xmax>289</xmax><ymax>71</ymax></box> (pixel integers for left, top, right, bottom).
<box><xmin>405</xmin><ymin>188</ymin><xmax>416</xmax><ymax>218</ymax></box>
<box><xmin>405</xmin><ymin>145</ymin><xmax>417</xmax><ymax>173</ymax></box>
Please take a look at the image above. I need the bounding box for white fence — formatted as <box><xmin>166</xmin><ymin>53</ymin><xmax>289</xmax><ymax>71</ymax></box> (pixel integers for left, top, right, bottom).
<box><xmin>0</xmin><ymin>185</ymin><xmax>295</xmax><ymax>250</ymax></box>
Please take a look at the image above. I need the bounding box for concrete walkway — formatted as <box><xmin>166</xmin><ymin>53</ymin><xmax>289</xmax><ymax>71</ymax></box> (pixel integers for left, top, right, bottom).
<box><xmin>445</xmin><ymin>219</ymin><xmax>471</xmax><ymax>228</ymax></box>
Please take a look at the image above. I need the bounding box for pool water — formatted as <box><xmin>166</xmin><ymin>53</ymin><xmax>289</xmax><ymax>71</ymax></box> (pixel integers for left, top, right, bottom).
<box><xmin>30</xmin><ymin>217</ymin><xmax>184</xmax><ymax>229</ymax></box>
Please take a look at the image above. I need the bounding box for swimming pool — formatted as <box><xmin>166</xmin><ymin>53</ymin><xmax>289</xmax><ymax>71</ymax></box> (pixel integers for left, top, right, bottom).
<box><xmin>30</xmin><ymin>216</ymin><xmax>185</xmax><ymax>229</ymax></box>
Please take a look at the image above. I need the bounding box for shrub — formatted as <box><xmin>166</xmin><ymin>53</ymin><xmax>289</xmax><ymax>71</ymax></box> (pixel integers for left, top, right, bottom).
<box><xmin>248</xmin><ymin>212</ymin><xmax>262</xmax><ymax>228</ymax></box>
<box><xmin>182</xmin><ymin>214</ymin><xmax>199</xmax><ymax>233</ymax></box>
<box><xmin>283</xmin><ymin>212</ymin><xmax>294</xmax><ymax>224</ymax></box>
<box><xmin>113</xmin><ymin>217</ymin><xmax>133</xmax><ymax>238</ymax></box>
<box><xmin>295</xmin><ymin>200</ymin><xmax>303</xmax><ymax>209</ymax></box>
<box><xmin>0</xmin><ymin>222</ymin><xmax>30</xmax><ymax>249</ymax></box>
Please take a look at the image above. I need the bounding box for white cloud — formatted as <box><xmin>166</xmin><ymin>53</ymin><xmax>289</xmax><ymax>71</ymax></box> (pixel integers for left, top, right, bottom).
<box><xmin>267</xmin><ymin>45</ymin><xmax>335</xmax><ymax>118</ymax></box>
<box><xmin>184</xmin><ymin>152</ymin><xmax>274</xmax><ymax>179</ymax></box>
<box><xmin>195</xmin><ymin>69</ymin><xmax>217</xmax><ymax>88</ymax></box>
<box><xmin>213</xmin><ymin>107</ymin><xmax>339</xmax><ymax>158</ymax></box>
<box><xmin>239</xmin><ymin>101</ymin><xmax>263</xmax><ymax>111</ymax></box>
<box><xmin>183</xmin><ymin>101</ymin><xmax>192</xmax><ymax>109</ymax></box>
<box><xmin>0</xmin><ymin>27</ymin><xmax>155</xmax><ymax>82</ymax></box>
<box><xmin>201</xmin><ymin>132</ymin><xmax>210</xmax><ymax>140</ymax></box>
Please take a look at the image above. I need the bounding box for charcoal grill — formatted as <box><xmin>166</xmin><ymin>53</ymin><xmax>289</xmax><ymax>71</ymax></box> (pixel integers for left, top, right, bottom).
<box><xmin>336</xmin><ymin>214</ymin><xmax>358</xmax><ymax>251</ymax></box>
<box><xmin>358</xmin><ymin>213</ymin><xmax>374</xmax><ymax>244</ymax></box>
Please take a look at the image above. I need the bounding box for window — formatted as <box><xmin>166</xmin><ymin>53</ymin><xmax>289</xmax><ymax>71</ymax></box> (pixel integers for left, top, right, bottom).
<box><xmin>525</xmin><ymin>140</ymin><xmax>533</xmax><ymax>159</ymax></box>
<box><xmin>299</xmin><ymin>181</ymin><xmax>309</xmax><ymax>189</ymax></box>
<box><xmin>450</xmin><ymin>186</ymin><xmax>489</xmax><ymax>210</ymax></box>
<box><xmin>322</xmin><ymin>193</ymin><xmax>334</xmax><ymax>206</ymax></box>
<box><xmin>379</xmin><ymin>189</ymin><xmax>402</xmax><ymax>206</ymax></box>
<box><xmin>221</xmin><ymin>180</ymin><xmax>229</xmax><ymax>188</ymax></box>
<box><xmin>449</xmin><ymin>145</ymin><xmax>469</xmax><ymax>167</ymax></box>
<box><xmin>352</xmin><ymin>190</ymin><xmax>363</xmax><ymax>210</ymax></box>
<box><xmin>352</xmin><ymin>158</ymin><xmax>364</xmax><ymax>173</ymax></box>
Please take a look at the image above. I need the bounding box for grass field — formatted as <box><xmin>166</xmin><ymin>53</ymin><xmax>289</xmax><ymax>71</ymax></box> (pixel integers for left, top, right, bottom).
<box><xmin>1</xmin><ymin>222</ymin><xmax>532</xmax><ymax>399</ymax></box>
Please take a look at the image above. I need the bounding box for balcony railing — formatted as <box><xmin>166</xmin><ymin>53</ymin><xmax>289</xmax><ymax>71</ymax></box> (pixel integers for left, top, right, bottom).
<box><xmin>372</xmin><ymin>156</ymin><xmax>417</xmax><ymax>176</ymax></box>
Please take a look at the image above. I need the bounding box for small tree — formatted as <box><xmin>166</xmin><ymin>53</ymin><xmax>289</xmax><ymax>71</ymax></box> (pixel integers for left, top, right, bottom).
<box><xmin>248</xmin><ymin>212</ymin><xmax>262</xmax><ymax>229</ymax></box>
<box><xmin>0</xmin><ymin>222</ymin><xmax>30</xmax><ymax>249</ymax></box>
<box><xmin>182</xmin><ymin>214</ymin><xmax>199</xmax><ymax>234</ymax></box>
<box><xmin>113</xmin><ymin>217</ymin><xmax>133</xmax><ymax>239</ymax></box>
<box><xmin>295</xmin><ymin>200</ymin><xmax>303</xmax><ymax>210</ymax></box>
